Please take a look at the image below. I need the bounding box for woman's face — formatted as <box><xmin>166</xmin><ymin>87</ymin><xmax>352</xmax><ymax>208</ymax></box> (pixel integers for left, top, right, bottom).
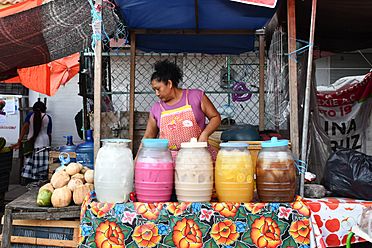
<box><xmin>151</xmin><ymin>79</ymin><xmax>172</xmax><ymax>102</ymax></box>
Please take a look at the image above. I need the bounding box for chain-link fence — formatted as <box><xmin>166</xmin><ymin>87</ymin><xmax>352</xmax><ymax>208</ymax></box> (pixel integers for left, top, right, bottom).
<box><xmin>84</xmin><ymin>51</ymin><xmax>262</xmax><ymax>151</ymax></box>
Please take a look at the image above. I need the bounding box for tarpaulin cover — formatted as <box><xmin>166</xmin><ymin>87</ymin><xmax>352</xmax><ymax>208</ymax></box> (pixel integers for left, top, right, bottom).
<box><xmin>0</xmin><ymin>0</ymin><xmax>117</xmax><ymax>80</ymax></box>
<box><xmin>5</xmin><ymin>53</ymin><xmax>79</xmax><ymax>96</ymax></box>
<box><xmin>114</xmin><ymin>0</ymin><xmax>278</xmax><ymax>54</ymax></box>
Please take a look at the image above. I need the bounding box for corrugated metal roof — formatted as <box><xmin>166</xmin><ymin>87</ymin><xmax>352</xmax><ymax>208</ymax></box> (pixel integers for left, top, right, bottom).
<box><xmin>0</xmin><ymin>0</ymin><xmax>26</xmax><ymax>10</ymax></box>
<box><xmin>0</xmin><ymin>0</ymin><xmax>50</xmax><ymax>17</ymax></box>
<box><xmin>0</xmin><ymin>0</ymin><xmax>26</xmax><ymax>4</ymax></box>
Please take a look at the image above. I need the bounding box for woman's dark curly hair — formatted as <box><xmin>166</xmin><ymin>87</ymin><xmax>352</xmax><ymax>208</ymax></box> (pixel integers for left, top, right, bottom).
<box><xmin>150</xmin><ymin>59</ymin><xmax>183</xmax><ymax>88</ymax></box>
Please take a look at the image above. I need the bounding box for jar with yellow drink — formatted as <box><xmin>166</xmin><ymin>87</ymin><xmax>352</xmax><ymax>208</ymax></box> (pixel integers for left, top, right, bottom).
<box><xmin>215</xmin><ymin>143</ymin><xmax>254</xmax><ymax>202</ymax></box>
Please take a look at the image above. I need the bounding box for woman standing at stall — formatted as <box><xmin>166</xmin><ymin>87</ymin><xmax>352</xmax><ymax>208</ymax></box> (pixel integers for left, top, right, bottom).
<box><xmin>13</xmin><ymin>101</ymin><xmax>52</xmax><ymax>184</ymax></box>
<box><xmin>143</xmin><ymin>59</ymin><xmax>221</xmax><ymax>157</ymax></box>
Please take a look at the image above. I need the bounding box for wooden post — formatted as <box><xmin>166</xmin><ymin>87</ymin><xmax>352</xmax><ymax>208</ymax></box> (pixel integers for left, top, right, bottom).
<box><xmin>300</xmin><ymin>0</ymin><xmax>318</xmax><ymax>196</ymax></box>
<box><xmin>1</xmin><ymin>208</ymin><xmax>13</xmax><ymax>248</ymax></box>
<box><xmin>287</xmin><ymin>0</ymin><xmax>299</xmax><ymax>157</ymax></box>
<box><xmin>93</xmin><ymin>0</ymin><xmax>103</xmax><ymax>159</ymax></box>
<box><xmin>129</xmin><ymin>31</ymin><xmax>136</xmax><ymax>150</ymax></box>
<box><xmin>259</xmin><ymin>33</ymin><xmax>265</xmax><ymax>131</ymax></box>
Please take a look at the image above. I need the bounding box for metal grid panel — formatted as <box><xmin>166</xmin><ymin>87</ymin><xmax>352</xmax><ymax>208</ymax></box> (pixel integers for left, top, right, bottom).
<box><xmin>265</xmin><ymin>30</ymin><xmax>289</xmax><ymax>131</ymax></box>
<box><xmin>0</xmin><ymin>83</ymin><xmax>28</xmax><ymax>95</ymax></box>
<box><xmin>93</xmin><ymin>52</ymin><xmax>262</xmax><ymax>150</ymax></box>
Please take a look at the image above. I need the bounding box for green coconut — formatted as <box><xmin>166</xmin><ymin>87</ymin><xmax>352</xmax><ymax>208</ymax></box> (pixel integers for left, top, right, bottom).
<box><xmin>0</xmin><ymin>147</ymin><xmax>11</xmax><ymax>154</ymax></box>
<box><xmin>37</xmin><ymin>189</ymin><xmax>53</xmax><ymax>207</ymax></box>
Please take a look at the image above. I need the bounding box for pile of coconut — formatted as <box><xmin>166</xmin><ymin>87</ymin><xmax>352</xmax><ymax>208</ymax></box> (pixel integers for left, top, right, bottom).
<box><xmin>37</xmin><ymin>163</ymin><xmax>94</xmax><ymax>208</ymax></box>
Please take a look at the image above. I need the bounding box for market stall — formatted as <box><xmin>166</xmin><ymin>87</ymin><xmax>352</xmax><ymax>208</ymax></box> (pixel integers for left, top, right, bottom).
<box><xmin>79</xmin><ymin>192</ymin><xmax>312</xmax><ymax>247</ymax></box>
<box><xmin>1</xmin><ymin>0</ymin><xmax>371</xmax><ymax>248</ymax></box>
<box><xmin>87</xmin><ymin>0</ymin><xmax>371</xmax><ymax>248</ymax></box>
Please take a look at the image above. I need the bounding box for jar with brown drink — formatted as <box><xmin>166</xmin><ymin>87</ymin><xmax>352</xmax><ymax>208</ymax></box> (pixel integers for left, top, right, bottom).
<box><xmin>256</xmin><ymin>137</ymin><xmax>296</xmax><ymax>202</ymax></box>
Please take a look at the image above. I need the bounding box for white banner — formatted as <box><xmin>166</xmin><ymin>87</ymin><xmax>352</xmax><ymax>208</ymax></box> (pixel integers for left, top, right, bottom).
<box><xmin>316</xmin><ymin>73</ymin><xmax>372</xmax><ymax>152</ymax></box>
<box><xmin>0</xmin><ymin>95</ymin><xmax>21</xmax><ymax>146</ymax></box>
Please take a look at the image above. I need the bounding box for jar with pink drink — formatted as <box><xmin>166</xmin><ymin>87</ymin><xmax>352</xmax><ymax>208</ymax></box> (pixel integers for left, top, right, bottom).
<box><xmin>135</xmin><ymin>139</ymin><xmax>173</xmax><ymax>202</ymax></box>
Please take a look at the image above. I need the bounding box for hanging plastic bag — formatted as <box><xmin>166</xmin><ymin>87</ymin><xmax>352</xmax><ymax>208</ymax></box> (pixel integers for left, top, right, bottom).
<box><xmin>323</xmin><ymin>148</ymin><xmax>372</xmax><ymax>200</ymax></box>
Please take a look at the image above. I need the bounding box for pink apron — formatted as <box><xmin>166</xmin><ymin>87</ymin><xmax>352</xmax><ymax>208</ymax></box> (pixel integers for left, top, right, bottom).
<box><xmin>159</xmin><ymin>90</ymin><xmax>202</xmax><ymax>160</ymax></box>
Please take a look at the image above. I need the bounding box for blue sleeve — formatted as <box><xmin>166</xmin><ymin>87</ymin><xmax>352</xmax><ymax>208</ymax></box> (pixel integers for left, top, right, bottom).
<box><xmin>24</xmin><ymin>112</ymin><xmax>33</xmax><ymax>123</ymax></box>
<box><xmin>47</xmin><ymin>115</ymin><xmax>52</xmax><ymax>134</ymax></box>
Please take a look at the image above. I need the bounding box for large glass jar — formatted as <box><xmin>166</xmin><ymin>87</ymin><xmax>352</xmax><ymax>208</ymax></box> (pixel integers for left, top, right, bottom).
<box><xmin>175</xmin><ymin>138</ymin><xmax>213</xmax><ymax>202</ymax></box>
<box><xmin>257</xmin><ymin>137</ymin><xmax>296</xmax><ymax>202</ymax></box>
<box><xmin>94</xmin><ymin>139</ymin><xmax>133</xmax><ymax>203</ymax></box>
<box><xmin>215</xmin><ymin>143</ymin><xmax>254</xmax><ymax>202</ymax></box>
<box><xmin>135</xmin><ymin>139</ymin><xmax>173</xmax><ymax>202</ymax></box>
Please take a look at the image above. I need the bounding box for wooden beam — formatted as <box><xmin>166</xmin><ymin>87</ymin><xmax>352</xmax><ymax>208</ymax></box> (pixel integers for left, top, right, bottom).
<box><xmin>300</xmin><ymin>0</ymin><xmax>318</xmax><ymax>196</ymax></box>
<box><xmin>259</xmin><ymin>33</ymin><xmax>265</xmax><ymax>131</ymax></box>
<box><xmin>129</xmin><ymin>32</ymin><xmax>136</xmax><ymax>150</ymax></box>
<box><xmin>287</xmin><ymin>0</ymin><xmax>299</xmax><ymax>157</ymax></box>
<box><xmin>0</xmin><ymin>236</ymin><xmax>77</xmax><ymax>247</ymax></box>
<box><xmin>1</xmin><ymin>208</ymin><xmax>13</xmax><ymax>248</ymax></box>
<box><xmin>133</xmin><ymin>29</ymin><xmax>259</xmax><ymax>35</ymax></box>
<box><xmin>9</xmin><ymin>219</ymin><xmax>79</xmax><ymax>228</ymax></box>
<box><xmin>93</xmin><ymin>0</ymin><xmax>103</xmax><ymax>160</ymax></box>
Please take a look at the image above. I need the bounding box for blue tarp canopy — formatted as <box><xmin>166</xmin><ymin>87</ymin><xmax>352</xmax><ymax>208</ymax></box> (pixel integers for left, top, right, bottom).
<box><xmin>114</xmin><ymin>0</ymin><xmax>278</xmax><ymax>54</ymax></box>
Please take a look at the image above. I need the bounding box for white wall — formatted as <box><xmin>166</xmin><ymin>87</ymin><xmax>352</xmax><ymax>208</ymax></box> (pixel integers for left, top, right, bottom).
<box><xmin>30</xmin><ymin>75</ymin><xmax>83</xmax><ymax>147</ymax></box>
<box><xmin>314</xmin><ymin>57</ymin><xmax>330</xmax><ymax>86</ymax></box>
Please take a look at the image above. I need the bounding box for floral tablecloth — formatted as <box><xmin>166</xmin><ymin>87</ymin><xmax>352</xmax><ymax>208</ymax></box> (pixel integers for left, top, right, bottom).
<box><xmin>79</xmin><ymin>192</ymin><xmax>312</xmax><ymax>248</ymax></box>
<box><xmin>305</xmin><ymin>197</ymin><xmax>372</xmax><ymax>247</ymax></box>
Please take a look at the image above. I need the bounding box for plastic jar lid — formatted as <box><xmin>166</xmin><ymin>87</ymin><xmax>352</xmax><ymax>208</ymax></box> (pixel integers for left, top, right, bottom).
<box><xmin>142</xmin><ymin>139</ymin><xmax>169</xmax><ymax>148</ymax></box>
<box><xmin>220</xmin><ymin>142</ymin><xmax>248</xmax><ymax>148</ymax></box>
<box><xmin>261</xmin><ymin>137</ymin><xmax>289</xmax><ymax>148</ymax></box>
<box><xmin>101</xmin><ymin>139</ymin><xmax>131</xmax><ymax>143</ymax></box>
<box><xmin>181</xmin><ymin>138</ymin><xmax>207</xmax><ymax>148</ymax></box>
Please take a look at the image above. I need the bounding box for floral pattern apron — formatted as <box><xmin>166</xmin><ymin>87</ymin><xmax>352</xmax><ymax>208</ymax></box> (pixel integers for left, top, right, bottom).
<box><xmin>159</xmin><ymin>90</ymin><xmax>217</xmax><ymax>200</ymax></box>
<box><xmin>159</xmin><ymin>90</ymin><xmax>202</xmax><ymax>154</ymax></box>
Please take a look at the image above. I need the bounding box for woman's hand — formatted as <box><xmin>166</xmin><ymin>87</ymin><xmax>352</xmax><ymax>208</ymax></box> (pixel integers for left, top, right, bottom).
<box><xmin>11</xmin><ymin>141</ymin><xmax>21</xmax><ymax>150</ymax></box>
<box><xmin>198</xmin><ymin>132</ymin><xmax>209</xmax><ymax>142</ymax></box>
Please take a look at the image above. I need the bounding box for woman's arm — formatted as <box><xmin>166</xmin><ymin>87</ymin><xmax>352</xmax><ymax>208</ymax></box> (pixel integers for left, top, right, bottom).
<box><xmin>143</xmin><ymin>114</ymin><xmax>159</xmax><ymax>139</ymax></box>
<box><xmin>199</xmin><ymin>94</ymin><xmax>221</xmax><ymax>142</ymax></box>
<box><xmin>12</xmin><ymin>122</ymin><xmax>30</xmax><ymax>149</ymax></box>
<box><xmin>47</xmin><ymin>115</ymin><xmax>52</xmax><ymax>146</ymax></box>
<box><xmin>135</xmin><ymin>114</ymin><xmax>159</xmax><ymax>160</ymax></box>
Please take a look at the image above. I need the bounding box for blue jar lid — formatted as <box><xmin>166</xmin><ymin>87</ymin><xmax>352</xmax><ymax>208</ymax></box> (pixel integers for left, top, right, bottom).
<box><xmin>142</xmin><ymin>139</ymin><xmax>169</xmax><ymax>148</ymax></box>
<box><xmin>261</xmin><ymin>137</ymin><xmax>289</xmax><ymax>148</ymax></box>
<box><xmin>220</xmin><ymin>142</ymin><xmax>248</xmax><ymax>148</ymax></box>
